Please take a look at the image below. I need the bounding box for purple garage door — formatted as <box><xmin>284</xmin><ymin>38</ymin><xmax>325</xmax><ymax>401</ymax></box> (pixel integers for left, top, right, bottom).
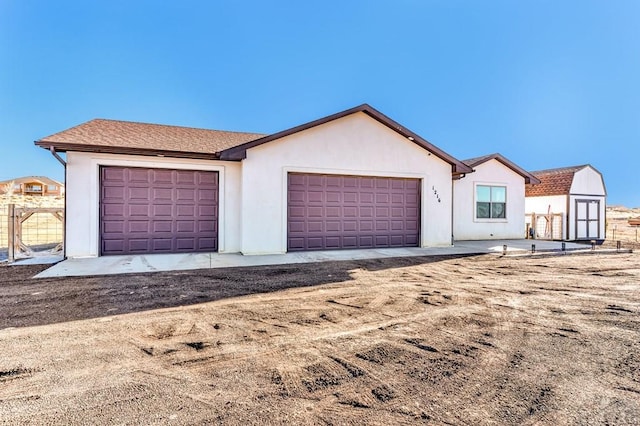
<box><xmin>100</xmin><ymin>167</ymin><xmax>218</xmax><ymax>255</ymax></box>
<box><xmin>288</xmin><ymin>173</ymin><xmax>420</xmax><ymax>251</ymax></box>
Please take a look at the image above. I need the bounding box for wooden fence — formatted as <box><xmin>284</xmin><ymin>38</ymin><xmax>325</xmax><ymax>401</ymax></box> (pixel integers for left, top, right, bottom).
<box><xmin>4</xmin><ymin>204</ymin><xmax>64</xmax><ymax>262</ymax></box>
<box><xmin>525</xmin><ymin>212</ymin><xmax>564</xmax><ymax>240</ymax></box>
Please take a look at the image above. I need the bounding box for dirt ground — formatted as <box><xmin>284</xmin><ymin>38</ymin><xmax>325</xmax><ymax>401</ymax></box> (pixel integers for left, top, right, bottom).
<box><xmin>0</xmin><ymin>251</ymin><xmax>639</xmax><ymax>425</ymax></box>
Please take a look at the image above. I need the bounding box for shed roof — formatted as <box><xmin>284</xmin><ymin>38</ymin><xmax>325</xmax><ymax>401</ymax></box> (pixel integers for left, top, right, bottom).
<box><xmin>462</xmin><ymin>153</ymin><xmax>540</xmax><ymax>184</ymax></box>
<box><xmin>525</xmin><ymin>165</ymin><xmax>595</xmax><ymax>197</ymax></box>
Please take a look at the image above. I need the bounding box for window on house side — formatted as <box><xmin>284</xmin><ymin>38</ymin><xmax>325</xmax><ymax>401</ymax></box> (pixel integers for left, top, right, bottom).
<box><xmin>476</xmin><ymin>185</ymin><xmax>506</xmax><ymax>219</ymax></box>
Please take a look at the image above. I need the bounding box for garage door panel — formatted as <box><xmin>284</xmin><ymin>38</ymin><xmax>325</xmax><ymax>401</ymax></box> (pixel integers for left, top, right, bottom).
<box><xmin>376</xmin><ymin>207</ymin><xmax>389</xmax><ymax>217</ymax></box>
<box><xmin>360</xmin><ymin>220</ymin><xmax>374</xmax><ymax>232</ymax></box>
<box><xmin>406</xmin><ymin>234</ymin><xmax>419</xmax><ymax>245</ymax></box>
<box><xmin>289</xmin><ymin>222</ymin><xmax>305</xmax><ymax>233</ymax></box>
<box><xmin>128</xmin><ymin>221</ymin><xmax>151</xmax><ymax>233</ymax></box>
<box><xmin>177</xmin><ymin>205</ymin><xmax>196</xmax><ymax>217</ymax></box>
<box><xmin>287</xmin><ymin>173</ymin><xmax>420</xmax><ymax>251</ymax></box>
<box><xmin>100</xmin><ymin>167</ymin><xmax>218</xmax><ymax>255</ymax></box>
<box><xmin>289</xmin><ymin>190</ymin><xmax>305</xmax><ymax>203</ymax></box>
<box><xmin>308</xmin><ymin>207</ymin><xmax>323</xmax><ymax>217</ymax></box>
<box><xmin>376</xmin><ymin>221</ymin><xmax>389</xmax><ymax>231</ymax></box>
<box><xmin>307</xmin><ymin>237</ymin><xmax>324</xmax><ymax>249</ymax></box>
<box><xmin>326</xmin><ymin>191</ymin><xmax>341</xmax><ymax>203</ymax></box>
<box><xmin>360</xmin><ymin>207</ymin><xmax>373</xmax><ymax>217</ymax></box>
<box><xmin>360</xmin><ymin>178</ymin><xmax>374</xmax><ymax>188</ymax></box>
<box><xmin>103</xmin><ymin>204</ymin><xmax>125</xmax><ymax>216</ymax></box>
<box><xmin>127</xmin><ymin>170</ymin><xmax>148</xmax><ymax>182</ymax></box>
<box><xmin>176</xmin><ymin>171</ymin><xmax>197</xmax><ymax>184</ymax></box>
<box><xmin>103</xmin><ymin>221</ymin><xmax>125</xmax><ymax>233</ymax></box>
<box><xmin>326</xmin><ymin>206</ymin><xmax>340</xmax><ymax>217</ymax></box>
<box><xmin>344</xmin><ymin>207</ymin><xmax>357</xmax><ymax>217</ymax></box>
<box><xmin>376</xmin><ymin>193</ymin><xmax>389</xmax><ymax>203</ymax></box>
<box><xmin>128</xmin><ymin>187</ymin><xmax>150</xmax><ymax>200</ymax></box>
<box><xmin>129</xmin><ymin>239</ymin><xmax>151</xmax><ymax>252</ymax></box>
<box><xmin>103</xmin><ymin>240</ymin><xmax>124</xmax><ymax>253</ymax></box>
<box><xmin>308</xmin><ymin>221</ymin><xmax>323</xmax><ymax>232</ymax></box>
<box><xmin>153</xmin><ymin>221</ymin><xmax>173</xmax><ymax>233</ymax></box>
<box><xmin>289</xmin><ymin>206</ymin><xmax>305</xmax><ymax>218</ymax></box>
<box><xmin>326</xmin><ymin>221</ymin><xmax>341</xmax><ymax>232</ymax></box>
<box><xmin>343</xmin><ymin>236</ymin><xmax>358</xmax><ymax>248</ymax></box>
<box><xmin>308</xmin><ymin>175</ymin><xmax>323</xmax><ymax>187</ymax></box>
<box><xmin>344</xmin><ymin>192</ymin><xmax>358</xmax><ymax>203</ymax></box>
<box><xmin>360</xmin><ymin>192</ymin><xmax>374</xmax><ymax>203</ymax></box>
<box><xmin>390</xmin><ymin>235</ymin><xmax>404</xmax><ymax>246</ymax></box>
<box><xmin>375</xmin><ymin>235</ymin><xmax>389</xmax><ymax>245</ymax></box>
<box><xmin>308</xmin><ymin>191</ymin><xmax>323</xmax><ymax>203</ymax></box>
<box><xmin>198</xmin><ymin>189</ymin><xmax>217</xmax><ymax>202</ymax></box>
<box><xmin>176</xmin><ymin>189</ymin><xmax>195</xmax><ymax>201</ymax></box>
<box><xmin>103</xmin><ymin>186</ymin><xmax>125</xmax><ymax>199</ymax></box>
<box><xmin>153</xmin><ymin>204</ymin><xmax>173</xmax><ymax>217</ymax></box>
<box><xmin>325</xmin><ymin>236</ymin><xmax>341</xmax><ymax>248</ymax></box>
<box><xmin>343</xmin><ymin>221</ymin><xmax>357</xmax><ymax>231</ymax></box>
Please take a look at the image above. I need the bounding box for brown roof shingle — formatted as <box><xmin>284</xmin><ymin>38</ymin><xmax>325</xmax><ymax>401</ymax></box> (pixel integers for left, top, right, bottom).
<box><xmin>525</xmin><ymin>165</ymin><xmax>588</xmax><ymax>197</ymax></box>
<box><xmin>35</xmin><ymin>119</ymin><xmax>266</xmax><ymax>159</ymax></box>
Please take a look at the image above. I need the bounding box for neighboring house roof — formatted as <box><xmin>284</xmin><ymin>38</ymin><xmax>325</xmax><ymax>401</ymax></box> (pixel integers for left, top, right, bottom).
<box><xmin>219</xmin><ymin>104</ymin><xmax>473</xmax><ymax>175</ymax></box>
<box><xmin>525</xmin><ymin>165</ymin><xmax>601</xmax><ymax>197</ymax></box>
<box><xmin>462</xmin><ymin>153</ymin><xmax>541</xmax><ymax>185</ymax></box>
<box><xmin>35</xmin><ymin>119</ymin><xmax>266</xmax><ymax>160</ymax></box>
<box><xmin>0</xmin><ymin>176</ymin><xmax>63</xmax><ymax>187</ymax></box>
<box><xmin>34</xmin><ymin>104</ymin><xmax>473</xmax><ymax>175</ymax></box>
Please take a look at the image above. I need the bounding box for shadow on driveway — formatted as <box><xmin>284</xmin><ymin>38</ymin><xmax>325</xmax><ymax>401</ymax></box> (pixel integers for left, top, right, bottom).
<box><xmin>0</xmin><ymin>254</ymin><xmax>478</xmax><ymax>328</ymax></box>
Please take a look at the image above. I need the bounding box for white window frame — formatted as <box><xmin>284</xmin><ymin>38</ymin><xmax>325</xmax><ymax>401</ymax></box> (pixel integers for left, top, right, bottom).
<box><xmin>474</xmin><ymin>183</ymin><xmax>508</xmax><ymax>222</ymax></box>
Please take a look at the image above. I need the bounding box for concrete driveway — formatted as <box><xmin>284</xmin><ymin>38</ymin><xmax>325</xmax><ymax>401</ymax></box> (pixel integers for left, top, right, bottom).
<box><xmin>31</xmin><ymin>239</ymin><xmax>594</xmax><ymax>278</ymax></box>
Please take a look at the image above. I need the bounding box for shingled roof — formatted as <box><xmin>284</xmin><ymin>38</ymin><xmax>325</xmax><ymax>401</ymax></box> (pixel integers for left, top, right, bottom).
<box><xmin>525</xmin><ymin>165</ymin><xmax>589</xmax><ymax>197</ymax></box>
<box><xmin>461</xmin><ymin>153</ymin><xmax>540</xmax><ymax>184</ymax></box>
<box><xmin>34</xmin><ymin>105</ymin><xmax>474</xmax><ymax>174</ymax></box>
<box><xmin>35</xmin><ymin>119</ymin><xmax>266</xmax><ymax>159</ymax></box>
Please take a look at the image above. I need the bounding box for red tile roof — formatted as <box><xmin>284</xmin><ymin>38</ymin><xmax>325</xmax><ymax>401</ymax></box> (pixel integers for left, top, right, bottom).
<box><xmin>36</xmin><ymin>119</ymin><xmax>266</xmax><ymax>158</ymax></box>
<box><xmin>525</xmin><ymin>165</ymin><xmax>587</xmax><ymax>197</ymax></box>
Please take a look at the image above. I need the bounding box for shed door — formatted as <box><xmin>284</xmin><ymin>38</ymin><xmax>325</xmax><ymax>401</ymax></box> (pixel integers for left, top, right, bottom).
<box><xmin>575</xmin><ymin>199</ymin><xmax>600</xmax><ymax>240</ymax></box>
<box><xmin>100</xmin><ymin>167</ymin><xmax>218</xmax><ymax>255</ymax></box>
<box><xmin>287</xmin><ymin>173</ymin><xmax>420</xmax><ymax>251</ymax></box>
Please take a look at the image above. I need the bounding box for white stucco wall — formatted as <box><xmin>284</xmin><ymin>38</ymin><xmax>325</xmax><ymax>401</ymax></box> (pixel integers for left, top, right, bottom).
<box><xmin>240</xmin><ymin>112</ymin><xmax>454</xmax><ymax>254</ymax></box>
<box><xmin>65</xmin><ymin>152</ymin><xmax>241</xmax><ymax>257</ymax></box>
<box><xmin>525</xmin><ymin>195</ymin><xmax>568</xmax><ymax>217</ymax></box>
<box><xmin>570</xmin><ymin>166</ymin><xmax>606</xmax><ymax>196</ymax></box>
<box><xmin>453</xmin><ymin>159</ymin><xmax>527</xmax><ymax>240</ymax></box>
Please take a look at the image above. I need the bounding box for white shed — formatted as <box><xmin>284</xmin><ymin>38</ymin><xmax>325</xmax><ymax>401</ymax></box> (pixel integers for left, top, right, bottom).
<box><xmin>525</xmin><ymin>165</ymin><xmax>606</xmax><ymax>242</ymax></box>
<box><xmin>454</xmin><ymin>153</ymin><xmax>540</xmax><ymax>240</ymax></box>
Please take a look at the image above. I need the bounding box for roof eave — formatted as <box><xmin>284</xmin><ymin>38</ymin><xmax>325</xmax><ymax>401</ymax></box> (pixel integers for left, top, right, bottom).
<box><xmin>34</xmin><ymin>140</ymin><xmax>225</xmax><ymax>161</ymax></box>
<box><xmin>219</xmin><ymin>104</ymin><xmax>473</xmax><ymax>174</ymax></box>
<box><xmin>465</xmin><ymin>153</ymin><xmax>540</xmax><ymax>184</ymax></box>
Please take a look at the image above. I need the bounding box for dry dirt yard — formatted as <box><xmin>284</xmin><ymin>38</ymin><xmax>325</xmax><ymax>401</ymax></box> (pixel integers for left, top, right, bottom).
<box><xmin>0</xmin><ymin>252</ymin><xmax>639</xmax><ymax>425</ymax></box>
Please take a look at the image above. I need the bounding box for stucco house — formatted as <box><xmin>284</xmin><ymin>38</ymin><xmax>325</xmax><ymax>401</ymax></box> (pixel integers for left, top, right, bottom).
<box><xmin>35</xmin><ymin>104</ymin><xmax>473</xmax><ymax>258</ymax></box>
<box><xmin>525</xmin><ymin>165</ymin><xmax>606</xmax><ymax>242</ymax></box>
<box><xmin>453</xmin><ymin>154</ymin><xmax>540</xmax><ymax>240</ymax></box>
<box><xmin>0</xmin><ymin>176</ymin><xmax>64</xmax><ymax>196</ymax></box>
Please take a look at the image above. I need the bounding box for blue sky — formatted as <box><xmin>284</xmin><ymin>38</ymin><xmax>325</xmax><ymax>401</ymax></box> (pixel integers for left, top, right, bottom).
<box><xmin>1</xmin><ymin>1</ymin><xmax>638</xmax><ymax>206</ymax></box>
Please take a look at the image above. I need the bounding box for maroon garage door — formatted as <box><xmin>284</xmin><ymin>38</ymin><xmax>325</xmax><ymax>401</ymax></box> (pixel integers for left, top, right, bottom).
<box><xmin>288</xmin><ymin>173</ymin><xmax>420</xmax><ymax>251</ymax></box>
<box><xmin>100</xmin><ymin>167</ymin><xmax>218</xmax><ymax>255</ymax></box>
